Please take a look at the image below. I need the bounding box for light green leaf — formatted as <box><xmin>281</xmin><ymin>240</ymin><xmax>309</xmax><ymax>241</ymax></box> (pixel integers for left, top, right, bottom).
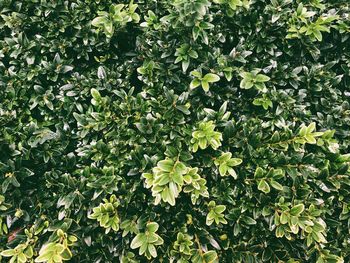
<box><xmin>240</xmin><ymin>79</ymin><xmax>254</xmax><ymax>89</ymax></box>
<box><xmin>203</xmin><ymin>250</ymin><xmax>218</xmax><ymax>262</ymax></box>
<box><xmin>219</xmin><ymin>164</ymin><xmax>227</xmax><ymax>176</ymax></box>
<box><xmin>280</xmin><ymin>212</ymin><xmax>289</xmax><ymax>224</ymax></box>
<box><xmin>228</xmin><ymin>158</ymin><xmax>242</xmax><ymax>166</ymax></box>
<box><xmin>290</xmin><ymin>204</ymin><xmax>305</xmax><ymax>216</ymax></box>
<box><xmin>201</xmin><ymin>81</ymin><xmax>210</xmax><ymax>92</ymax></box>
<box><xmin>255</xmin><ymin>74</ymin><xmax>270</xmax><ymax>82</ymax></box>
<box><xmin>157</xmin><ymin>159</ymin><xmax>174</xmax><ymax>172</ymax></box>
<box><xmin>258</xmin><ymin>179</ymin><xmax>270</xmax><ymax>193</ymax></box>
<box><xmin>91</xmin><ymin>16</ymin><xmax>108</xmax><ymax>27</ymax></box>
<box><xmin>269</xmin><ymin>179</ymin><xmax>283</xmax><ymax>191</ymax></box>
<box><xmin>146</xmin><ymin>222</ymin><xmax>159</xmax><ymax>233</ymax></box>
<box><xmin>1</xmin><ymin>249</ymin><xmax>15</xmax><ymax>257</ymax></box>
<box><xmin>190</xmin><ymin>79</ymin><xmax>201</xmax><ymax>89</ymax></box>
<box><xmin>148</xmin><ymin>244</ymin><xmax>157</xmax><ymax>258</ymax></box>
<box><xmin>214</xmin><ymin>205</ymin><xmax>226</xmax><ymax>214</ymax></box>
<box><xmin>203</xmin><ymin>73</ymin><xmax>220</xmax><ymax>83</ymax></box>
<box><xmin>131</xmin><ymin>234</ymin><xmax>145</xmax><ymax>249</ymax></box>
<box><xmin>91</xmin><ymin>88</ymin><xmax>101</xmax><ymax>100</ymax></box>
<box><xmin>191</xmin><ymin>70</ymin><xmax>202</xmax><ymax>78</ymax></box>
<box><xmin>18</xmin><ymin>252</ymin><xmax>27</xmax><ymax>263</ymax></box>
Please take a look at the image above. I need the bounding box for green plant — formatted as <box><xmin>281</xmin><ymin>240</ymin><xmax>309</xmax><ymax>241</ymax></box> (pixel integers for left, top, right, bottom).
<box><xmin>254</xmin><ymin>167</ymin><xmax>285</xmax><ymax>193</ymax></box>
<box><xmin>172</xmin><ymin>232</ymin><xmax>193</xmax><ymax>258</ymax></box>
<box><xmin>140</xmin><ymin>10</ymin><xmax>161</xmax><ymax>30</ymax></box>
<box><xmin>252</xmin><ymin>94</ymin><xmax>273</xmax><ymax>110</ymax></box>
<box><xmin>239</xmin><ymin>69</ymin><xmax>270</xmax><ymax>91</ymax></box>
<box><xmin>130</xmin><ymin>222</ymin><xmax>163</xmax><ymax>259</ymax></box>
<box><xmin>191</xmin><ymin>121</ymin><xmax>222</xmax><ymax>152</ymax></box>
<box><xmin>142</xmin><ymin>158</ymin><xmax>188</xmax><ymax>206</ymax></box>
<box><xmin>214</xmin><ymin>152</ymin><xmax>242</xmax><ymax>178</ymax></box>
<box><xmin>143</xmin><ymin>159</ymin><xmax>209</xmax><ymax>206</ymax></box>
<box><xmin>190</xmin><ymin>70</ymin><xmax>220</xmax><ymax>92</ymax></box>
<box><xmin>120</xmin><ymin>217</ymin><xmax>139</xmax><ymax>237</ymax></box>
<box><xmin>1</xmin><ymin>0</ymin><xmax>350</xmax><ymax>262</ymax></box>
<box><xmin>183</xmin><ymin>167</ymin><xmax>209</xmax><ymax>204</ymax></box>
<box><xmin>34</xmin><ymin>229</ymin><xmax>77</xmax><ymax>263</ymax></box>
<box><xmin>287</xmin><ymin>3</ymin><xmax>338</xmax><ymax>42</ymax></box>
<box><xmin>213</xmin><ymin>0</ymin><xmax>251</xmax><ymax>11</ymax></box>
<box><xmin>175</xmin><ymin>44</ymin><xmax>199</xmax><ymax>73</ymax></box>
<box><xmin>1</xmin><ymin>242</ymin><xmax>34</xmax><ymax>263</ymax></box>
<box><xmin>91</xmin><ymin>3</ymin><xmax>140</xmax><ymax>38</ymax></box>
<box><xmin>206</xmin><ymin>201</ymin><xmax>227</xmax><ymax>226</ymax></box>
<box><xmin>88</xmin><ymin>194</ymin><xmax>120</xmax><ymax>233</ymax></box>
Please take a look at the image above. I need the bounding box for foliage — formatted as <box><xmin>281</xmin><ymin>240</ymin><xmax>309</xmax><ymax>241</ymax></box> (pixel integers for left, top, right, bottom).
<box><xmin>130</xmin><ymin>222</ymin><xmax>163</xmax><ymax>259</ymax></box>
<box><xmin>190</xmin><ymin>70</ymin><xmax>221</xmax><ymax>92</ymax></box>
<box><xmin>0</xmin><ymin>0</ymin><xmax>350</xmax><ymax>262</ymax></box>
<box><xmin>206</xmin><ymin>201</ymin><xmax>227</xmax><ymax>226</ymax></box>
<box><xmin>91</xmin><ymin>3</ymin><xmax>140</xmax><ymax>38</ymax></box>
<box><xmin>214</xmin><ymin>152</ymin><xmax>242</xmax><ymax>178</ymax></box>
<box><xmin>88</xmin><ymin>194</ymin><xmax>120</xmax><ymax>233</ymax></box>
<box><xmin>239</xmin><ymin>69</ymin><xmax>270</xmax><ymax>91</ymax></box>
<box><xmin>191</xmin><ymin>121</ymin><xmax>223</xmax><ymax>152</ymax></box>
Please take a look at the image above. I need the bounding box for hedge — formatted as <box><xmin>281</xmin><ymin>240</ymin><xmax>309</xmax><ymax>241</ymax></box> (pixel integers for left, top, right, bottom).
<box><xmin>0</xmin><ymin>0</ymin><xmax>350</xmax><ymax>262</ymax></box>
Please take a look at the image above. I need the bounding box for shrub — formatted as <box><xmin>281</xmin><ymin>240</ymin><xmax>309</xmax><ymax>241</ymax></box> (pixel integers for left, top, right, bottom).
<box><xmin>0</xmin><ymin>0</ymin><xmax>350</xmax><ymax>262</ymax></box>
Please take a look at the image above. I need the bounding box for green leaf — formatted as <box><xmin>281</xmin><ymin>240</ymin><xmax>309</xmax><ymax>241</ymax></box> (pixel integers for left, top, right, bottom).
<box><xmin>203</xmin><ymin>73</ymin><xmax>220</xmax><ymax>83</ymax></box>
<box><xmin>147</xmin><ymin>222</ymin><xmax>159</xmax><ymax>233</ymax></box>
<box><xmin>18</xmin><ymin>252</ymin><xmax>27</xmax><ymax>263</ymax></box>
<box><xmin>157</xmin><ymin>159</ymin><xmax>174</xmax><ymax>172</ymax></box>
<box><xmin>35</xmin><ymin>252</ymin><xmax>51</xmax><ymax>262</ymax></box>
<box><xmin>172</xmin><ymin>171</ymin><xmax>184</xmax><ymax>185</ymax></box>
<box><xmin>154</xmin><ymin>174</ymin><xmax>170</xmax><ymax>186</ymax></box>
<box><xmin>201</xmin><ymin>81</ymin><xmax>210</xmax><ymax>92</ymax></box>
<box><xmin>191</xmin><ymin>70</ymin><xmax>202</xmax><ymax>78</ymax></box>
<box><xmin>258</xmin><ymin>179</ymin><xmax>270</xmax><ymax>193</ymax></box>
<box><xmin>280</xmin><ymin>212</ymin><xmax>289</xmax><ymax>224</ymax></box>
<box><xmin>203</xmin><ymin>250</ymin><xmax>218</xmax><ymax>262</ymax></box>
<box><xmin>182</xmin><ymin>60</ymin><xmax>190</xmax><ymax>72</ymax></box>
<box><xmin>214</xmin><ymin>205</ymin><xmax>226</xmax><ymax>214</ymax></box>
<box><xmin>240</xmin><ymin>79</ymin><xmax>254</xmax><ymax>89</ymax></box>
<box><xmin>1</xmin><ymin>249</ymin><xmax>15</xmax><ymax>257</ymax></box>
<box><xmin>139</xmin><ymin>242</ymin><xmax>148</xmax><ymax>255</ymax></box>
<box><xmin>148</xmin><ymin>244</ymin><xmax>157</xmax><ymax>258</ymax></box>
<box><xmin>24</xmin><ymin>246</ymin><xmax>34</xmax><ymax>258</ymax></box>
<box><xmin>269</xmin><ymin>179</ymin><xmax>283</xmax><ymax>191</ymax></box>
<box><xmin>255</xmin><ymin>74</ymin><xmax>270</xmax><ymax>82</ymax></box>
<box><xmin>188</xmin><ymin>50</ymin><xmax>198</xmax><ymax>59</ymax></box>
<box><xmin>275</xmin><ymin>226</ymin><xmax>284</xmax><ymax>238</ymax></box>
<box><xmin>305</xmin><ymin>135</ymin><xmax>316</xmax><ymax>144</ymax></box>
<box><xmin>254</xmin><ymin>167</ymin><xmax>265</xmax><ymax>178</ymax></box>
<box><xmin>104</xmin><ymin>21</ymin><xmax>114</xmax><ymax>37</ymax></box>
<box><xmin>219</xmin><ymin>164</ymin><xmax>228</xmax><ymax>176</ymax></box>
<box><xmin>60</xmin><ymin>248</ymin><xmax>73</xmax><ymax>260</ymax></box>
<box><xmin>198</xmin><ymin>138</ymin><xmax>207</xmax><ymax>149</ymax></box>
<box><xmin>131</xmin><ymin>234</ymin><xmax>145</xmax><ymax>249</ymax></box>
<box><xmin>290</xmin><ymin>204</ymin><xmax>305</xmax><ymax>216</ymax></box>
<box><xmin>299</xmin><ymin>125</ymin><xmax>308</xmax><ymax>136</ymax></box>
<box><xmin>91</xmin><ymin>88</ymin><xmax>101</xmax><ymax>100</ymax></box>
<box><xmin>147</xmin><ymin>233</ymin><xmax>159</xmax><ymax>243</ymax></box>
<box><xmin>227</xmin><ymin>168</ymin><xmax>237</xmax><ymax>178</ymax></box>
<box><xmin>306</xmin><ymin>122</ymin><xmax>316</xmax><ymax>133</ymax></box>
<box><xmin>313</xmin><ymin>30</ymin><xmax>322</xmax><ymax>41</ymax></box>
<box><xmin>91</xmin><ymin>16</ymin><xmax>108</xmax><ymax>27</ymax></box>
<box><xmin>175</xmin><ymin>105</ymin><xmax>191</xmax><ymax>115</ymax></box>
<box><xmin>228</xmin><ymin>158</ymin><xmax>243</xmax><ymax>166</ymax></box>
<box><xmin>190</xmin><ymin>79</ymin><xmax>201</xmax><ymax>89</ymax></box>
<box><xmin>242</xmin><ymin>215</ymin><xmax>257</xmax><ymax>225</ymax></box>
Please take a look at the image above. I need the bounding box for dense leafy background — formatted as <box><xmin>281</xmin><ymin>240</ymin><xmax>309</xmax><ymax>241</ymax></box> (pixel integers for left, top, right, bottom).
<box><xmin>0</xmin><ymin>0</ymin><xmax>350</xmax><ymax>262</ymax></box>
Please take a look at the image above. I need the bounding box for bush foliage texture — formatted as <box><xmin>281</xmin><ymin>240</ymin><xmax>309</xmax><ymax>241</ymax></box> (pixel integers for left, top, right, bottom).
<box><xmin>1</xmin><ymin>0</ymin><xmax>350</xmax><ymax>262</ymax></box>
